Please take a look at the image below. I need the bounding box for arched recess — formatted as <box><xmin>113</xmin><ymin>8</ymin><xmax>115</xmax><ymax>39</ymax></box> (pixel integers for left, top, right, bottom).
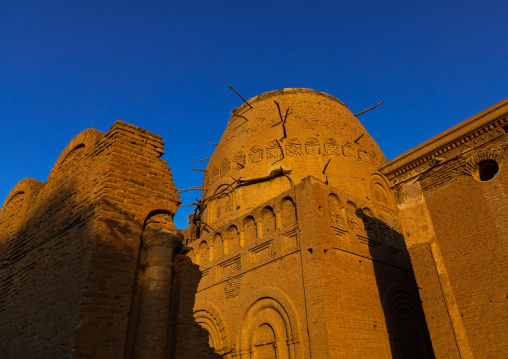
<box><xmin>324</xmin><ymin>138</ymin><xmax>340</xmax><ymax>156</ymax></box>
<box><xmin>365</xmin><ymin>173</ymin><xmax>395</xmax><ymax>208</ymax></box>
<box><xmin>232</xmin><ymin>150</ymin><xmax>246</xmax><ymax>170</ymax></box>
<box><xmin>260</xmin><ymin>207</ymin><xmax>276</xmax><ymax>237</ymax></box>
<box><xmin>226</xmin><ymin>225</ymin><xmax>240</xmax><ymax>254</ymax></box>
<box><xmin>249</xmin><ymin>145</ymin><xmax>263</xmax><ymax>163</ymax></box>
<box><xmin>211</xmin><ymin>233</ymin><xmax>223</xmax><ymax>260</ymax></box>
<box><xmin>382</xmin><ymin>285</ymin><xmax>434</xmax><ymax>359</ymax></box>
<box><xmin>362</xmin><ymin>207</ymin><xmax>379</xmax><ymax>239</ymax></box>
<box><xmin>280</xmin><ymin>197</ymin><xmax>297</xmax><ymax>228</ymax></box>
<box><xmin>210</xmin><ymin>165</ymin><xmax>219</xmax><ymax>184</ymax></box>
<box><xmin>266</xmin><ymin>140</ymin><xmax>283</xmax><ymax>160</ymax></box>
<box><xmin>1</xmin><ymin>178</ymin><xmax>43</xmax><ymax>213</ymax></box>
<box><xmin>328</xmin><ymin>193</ymin><xmax>345</xmax><ymax>227</ymax></box>
<box><xmin>243</xmin><ymin>216</ymin><xmax>257</xmax><ymax>244</ymax></box>
<box><xmin>346</xmin><ymin>201</ymin><xmax>360</xmax><ymax>230</ymax></box>
<box><xmin>342</xmin><ymin>141</ymin><xmax>355</xmax><ymax>158</ymax></box>
<box><xmin>48</xmin><ymin>128</ymin><xmax>103</xmax><ymax>181</ymax></box>
<box><xmin>237</xmin><ymin>287</ymin><xmax>303</xmax><ymax>359</ymax></box>
<box><xmin>285</xmin><ymin>138</ymin><xmax>301</xmax><ymax>157</ymax></box>
<box><xmin>305</xmin><ymin>137</ymin><xmax>321</xmax><ymax>155</ymax></box>
<box><xmin>220</xmin><ymin>157</ymin><xmax>231</xmax><ymax>176</ymax></box>
<box><xmin>209</xmin><ymin>185</ymin><xmax>235</xmax><ymax>223</ymax></box>
<box><xmin>197</xmin><ymin>241</ymin><xmax>210</xmax><ymax>267</ymax></box>
<box><xmin>194</xmin><ymin>301</ymin><xmax>231</xmax><ymax>355</ymax></box>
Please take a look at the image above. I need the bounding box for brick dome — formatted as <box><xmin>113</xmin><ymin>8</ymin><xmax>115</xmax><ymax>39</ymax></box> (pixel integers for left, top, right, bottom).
<box><xmin>201</xmin><ymin>88</ymin><xmax>387</xmax><ymax>225</ymax></box>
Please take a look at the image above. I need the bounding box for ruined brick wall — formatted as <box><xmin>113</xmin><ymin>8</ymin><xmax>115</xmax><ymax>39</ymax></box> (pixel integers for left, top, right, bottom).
<box><xmin>381</xmin><ymin>99</ymin><xmax>508</xmax><ymax>358</ymax></box>
<box><xmin>0</xmin><ymin>121</ymin><xmax>181</xmax><ymax>359</ymax></box>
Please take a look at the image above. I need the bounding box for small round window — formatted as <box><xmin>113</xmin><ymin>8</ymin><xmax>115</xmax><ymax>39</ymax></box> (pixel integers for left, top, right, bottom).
<box><xmin>473</xmin><ymin>160</ymin><xmax>499</xmax><ymax>181</ymax></box>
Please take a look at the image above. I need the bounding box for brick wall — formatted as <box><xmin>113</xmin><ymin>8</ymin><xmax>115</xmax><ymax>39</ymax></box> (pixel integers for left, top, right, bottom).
<box><xmin>382</xmin><ymin>99</ymin><xmax>508</xmax><ymax>359</ymax></box>
<box><xmin>0</xmin><ymin>121</ymin><xmax>182</xmax><ymax>359</ymax></box>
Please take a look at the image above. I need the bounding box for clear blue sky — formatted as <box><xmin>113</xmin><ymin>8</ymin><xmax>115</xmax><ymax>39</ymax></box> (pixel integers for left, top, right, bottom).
<box><xmin>1</xmin><ymin>0</ymin><xmax>507</xmax><ymax>228</ymax></box>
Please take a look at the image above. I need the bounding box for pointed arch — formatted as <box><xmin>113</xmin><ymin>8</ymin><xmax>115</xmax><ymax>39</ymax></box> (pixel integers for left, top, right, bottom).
<box><xmin>211</xmin><ymin>233</ymin><xmax>223</xmax><ymax>260</ymax></box>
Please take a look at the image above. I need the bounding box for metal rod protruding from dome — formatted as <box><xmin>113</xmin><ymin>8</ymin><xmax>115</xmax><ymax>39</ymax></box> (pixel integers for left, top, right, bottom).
<box><xmin>192</xmin><ymin>157</ymin><xmax>211</xmax><ymax>163</ymax></box>
<box><xmin>323</xmin><ymin>158</ymin><xmax>331</xmax><ymax>174</ymax></box>
<box><xmin>228</xmin><ymin>84</ymin><xmax>253</xmax><ymax>109</ymax></box>
<box><xmin>354</xmin><ymin>101</ymin><xmax>384</xmax><ymax>117</ymax></box>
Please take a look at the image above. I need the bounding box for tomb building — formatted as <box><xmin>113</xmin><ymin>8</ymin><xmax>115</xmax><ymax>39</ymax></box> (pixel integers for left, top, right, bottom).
<box><xmin>1</xmin><ymin>88</ymin><xmax>507</xmax><ymax>358</ymax></box>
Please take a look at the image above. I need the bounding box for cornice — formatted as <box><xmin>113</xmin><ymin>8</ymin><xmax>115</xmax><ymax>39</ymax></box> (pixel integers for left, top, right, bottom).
<box><xmin>379</xmin><ymin>98</ymin><xmax>508</xmax><ymax>186</ymax></box>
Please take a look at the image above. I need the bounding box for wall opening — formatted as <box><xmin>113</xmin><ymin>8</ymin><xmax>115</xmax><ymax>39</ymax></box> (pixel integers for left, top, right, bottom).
<box><xmin>474</xmin><ymin>159</ymin><xmax>499</xmax><ymax>181</ymax></box>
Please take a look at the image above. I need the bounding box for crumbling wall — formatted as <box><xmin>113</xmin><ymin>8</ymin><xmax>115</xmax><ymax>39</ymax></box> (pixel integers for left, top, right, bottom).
<box><xmin>0</xmin><ymin>121</ymin><xmax>181</xmax><ymax>359</ymax></box>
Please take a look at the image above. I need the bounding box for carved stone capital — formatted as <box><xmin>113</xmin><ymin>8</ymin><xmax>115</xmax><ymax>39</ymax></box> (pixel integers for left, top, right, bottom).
<box><xmin>142</xmin><ymin>228</ymin><xmax>183</xmax><ymax>250</ymax></box>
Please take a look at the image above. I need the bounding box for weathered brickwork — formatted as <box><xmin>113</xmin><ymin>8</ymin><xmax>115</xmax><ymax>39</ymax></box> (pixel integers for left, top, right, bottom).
<box><xmin>0</xmin><ymin>121</ymin><xmax>196</xmax><ymax>358</ymax></box>
<box><xmin>381</xmin><ymin>98</ymin><xmax>508</xmax><ymax>359</ymax></box>
<box><xmin>2</xmin><ymin>89</ymin><xmax>505</xmax><ymax>359</ymax></box>
<box><xmin>186</xmin><ymin>89</ymin><xmax>433</xmax><ymax>359</ymax></box>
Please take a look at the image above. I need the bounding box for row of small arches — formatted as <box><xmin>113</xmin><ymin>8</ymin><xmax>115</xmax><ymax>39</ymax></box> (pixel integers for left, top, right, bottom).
<box><xmin>196</xmin><ymin>197</ymin><xmax>297</xmax><ymax>266</ymax></box>
<box><xmin>328</xmin><ymin>193</ymin><xmax>403</xmax><ymax>243</ymax></box>
<box><xmin>204</xmin><ymin>137</ymin><xmax>372</xmax><ymax>186</ymax></box>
